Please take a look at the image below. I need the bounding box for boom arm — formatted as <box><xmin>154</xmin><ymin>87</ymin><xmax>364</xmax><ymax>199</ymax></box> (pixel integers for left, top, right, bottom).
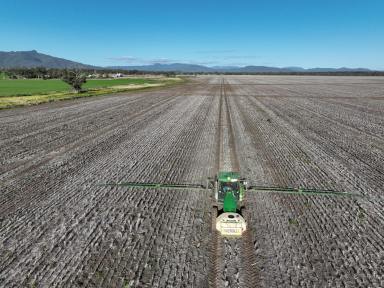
<box><xmin>247</xmin><ymin>185</ymin><xmax>363</xmax><ymax>197</ymax></box>
<box><xmin>99</xmin><ymin>180</ymin><xmax>364</xmax><ymax>198</ymax></box>
<box><xmin>100</xmin><ymin>181</ymin><xmax>206</xmax><ymax>190</ymax></box>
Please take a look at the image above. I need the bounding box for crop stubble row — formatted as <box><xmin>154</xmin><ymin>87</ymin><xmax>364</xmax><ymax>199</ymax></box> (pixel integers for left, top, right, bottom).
<box><xmin>210</xmin><ymin>80</ymin><xmax>259</xmax><ymax>288</ymax></box>
<box><xmin>0</xmin><ymin>79</ymin><xmax>219</xmax><ymax>287</ymax></box>
<box><xmin>227</xmin><ymin>76</ymin><xmax>384</xmax><ymax>287</ymax></box>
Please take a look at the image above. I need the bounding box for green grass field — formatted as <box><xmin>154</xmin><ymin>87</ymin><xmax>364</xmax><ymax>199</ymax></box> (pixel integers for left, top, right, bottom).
<box><xmin>0</xmin><ymin>78</ymin><xmax>171</xmax><ymax>97</ymax></box>
<box><xmin>0</xmin><ymin>79</ymin><xmax>70</xmax><ymax>96</ymax></box>
<box><xmin>0</xmin><ymin>77</ymin><xmax>183</xmax><ymax>109</ymax></box>
<box><xmin>0</xmin><ymin>72</ymin><xmax>9</xmax><ymax>80</ymax></box>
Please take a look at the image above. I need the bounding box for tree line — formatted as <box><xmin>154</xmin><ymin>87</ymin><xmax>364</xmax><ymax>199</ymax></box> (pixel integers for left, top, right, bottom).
<box><xmin>2</xmin><ymin>67</ymin><xmax>382</xmax><ymax>79</ymax></box>
<box><xmin>0</xmin><ymin>67</ymin><xmax>175</xmax><ymax>80</ymax></box>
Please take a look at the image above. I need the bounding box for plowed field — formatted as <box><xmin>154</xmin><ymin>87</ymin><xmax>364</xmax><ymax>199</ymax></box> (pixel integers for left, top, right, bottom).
<box><xmin>1</xmin><ymin>76</ymin><xmax>383</xmax><ymax>287</ymax></box>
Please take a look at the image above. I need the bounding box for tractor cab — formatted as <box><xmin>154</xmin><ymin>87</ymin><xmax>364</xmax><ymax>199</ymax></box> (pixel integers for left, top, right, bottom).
<box><xmin>214</xmin><ymin>171</ymin><xmax>246</xmax><ymax>213</ymax></box>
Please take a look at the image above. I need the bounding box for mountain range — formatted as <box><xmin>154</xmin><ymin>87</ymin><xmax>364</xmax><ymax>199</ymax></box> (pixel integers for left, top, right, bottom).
<box><xmin>109</xmin><ymin>63</ymin><xmax>372</xmax><ymax>73</ymax></box>
<box><xmin>0</xmin><ymin>50</ymin><xmax>95</xmax><ymax>69</ymax></box>
<box><xmin>0</xmin><ymin>50</ymin><xmax>375</xmax><ymax>73</ymax></box>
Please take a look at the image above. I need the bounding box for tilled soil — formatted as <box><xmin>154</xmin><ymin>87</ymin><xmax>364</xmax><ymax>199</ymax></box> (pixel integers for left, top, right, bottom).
<box><xmin>1</xmin><ymin>76</ymin><xmax>384</xmax><ymax>287</ymax></box>
<box><xmin>228</xmin><ymin>76</ymin><xmax>384</xmax><ymax>287</ymax></box>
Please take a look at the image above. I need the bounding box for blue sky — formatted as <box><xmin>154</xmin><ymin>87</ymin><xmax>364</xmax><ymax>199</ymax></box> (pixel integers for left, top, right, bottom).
<box><xmin>1</xmin><ymin>0</ymin><xmax>383</xmax><ymax>69</ymax></box>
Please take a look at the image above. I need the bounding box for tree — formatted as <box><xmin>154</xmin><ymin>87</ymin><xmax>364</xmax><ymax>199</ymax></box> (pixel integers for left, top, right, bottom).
<box><xmin>61</xmin><ymin>70</ymin><xmax>87</xmax><ymax>92</ymax></box>
<box><xmin>164</xmin><ymin>72</ymin><xmax>176</xmax><ymax>77</ymax></box>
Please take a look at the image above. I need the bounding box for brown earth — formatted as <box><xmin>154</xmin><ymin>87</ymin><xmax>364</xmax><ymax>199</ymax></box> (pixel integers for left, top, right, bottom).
<box><xmin>1</xmin><ymin>75</ymin><xmax>383</xmax><ymax>287</ymax></box>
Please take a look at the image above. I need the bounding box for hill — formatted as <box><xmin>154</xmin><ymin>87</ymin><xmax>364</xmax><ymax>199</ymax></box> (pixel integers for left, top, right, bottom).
<box><xmin>0</xmin><ymin>50</ymin><xmax>95</xmax><ymax>69</ymax></box>
<box><xmin>108</xmin><ymin>63</ymin><xmax>373</xmax><ymax>73</ymax></box>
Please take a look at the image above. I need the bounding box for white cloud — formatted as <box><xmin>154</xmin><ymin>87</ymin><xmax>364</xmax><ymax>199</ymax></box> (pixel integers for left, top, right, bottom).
<box><xmin>108</xmin><ymin>56</ymin><xmax>175</xmax><ymax>65</ymax></box>
<box><xmin>107</xmin><ymin>54</ymin><xmax>265</xmax><ymax>67</ymax></box>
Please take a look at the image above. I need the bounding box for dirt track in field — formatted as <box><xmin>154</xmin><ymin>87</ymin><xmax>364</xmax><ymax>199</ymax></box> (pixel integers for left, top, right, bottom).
<box><xmin>1</xmin><ymin>75</ymin><xmax>384</xmax><ymax>287</ymax></box>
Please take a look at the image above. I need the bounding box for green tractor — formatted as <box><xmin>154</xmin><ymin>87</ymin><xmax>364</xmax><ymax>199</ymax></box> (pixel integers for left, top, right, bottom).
<box><xmin>211</xmin><ymin>171</ymin><xmax>247</xmax><ymax>236</ymax></box>
<box><xmin>101</xmin><ymin>171</ymin><xmax>362</xmax><ymax>238</ymax></box>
